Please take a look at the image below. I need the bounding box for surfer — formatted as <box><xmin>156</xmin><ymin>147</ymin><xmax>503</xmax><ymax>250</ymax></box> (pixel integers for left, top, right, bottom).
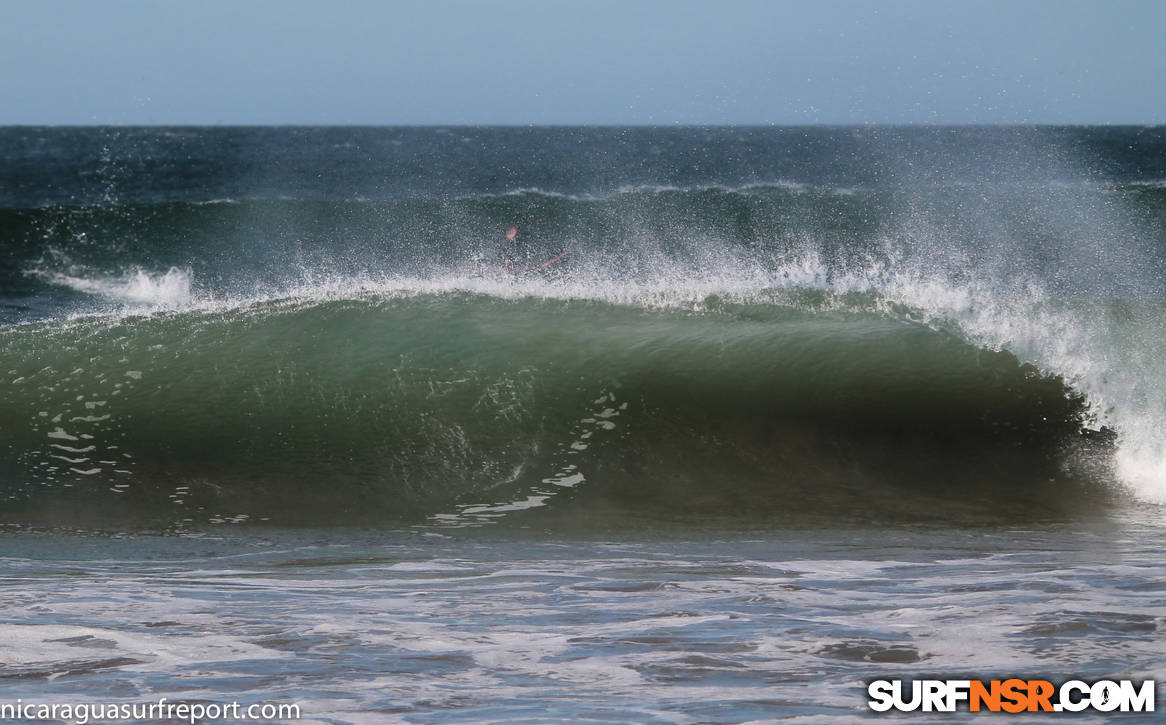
<box><xmin>498</xmin><ymin>225</ymin><xmax>576</xmax><ymax>275</ymax></box>
<box><xmin>498</xmin><ymin>225</ymin><xmax>531</xmax><ymax>272</ymax></box>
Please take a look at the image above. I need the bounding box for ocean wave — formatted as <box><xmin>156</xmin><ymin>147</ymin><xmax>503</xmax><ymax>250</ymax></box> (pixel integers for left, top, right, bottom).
<box><xmin>0</xmin><ymin>288</ymin><xmax>1129</xmax><ymax>529</ymax></box>
<box><xmin>483</xmin><ymin>180</ymin><xmax>859</xmax><ymax>202</ymax></box>
<box><xmin>5</xmin><ymin>147</ymin><xmax>1166</xmax><ymax>524</ymax></box>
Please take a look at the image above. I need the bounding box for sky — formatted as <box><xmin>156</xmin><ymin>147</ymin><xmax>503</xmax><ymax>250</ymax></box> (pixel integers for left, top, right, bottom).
<box><xmin>2</xmin><ymin>0</ymin><xmax>1164</xmax><ymax>125</ymax></box>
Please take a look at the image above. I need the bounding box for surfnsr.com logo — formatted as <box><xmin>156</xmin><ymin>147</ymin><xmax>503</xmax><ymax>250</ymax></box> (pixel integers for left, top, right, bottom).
<box><xmin>868</xmin><ymin>679</ymin><xmax>1155</xmax><ymax>713</ymax></box>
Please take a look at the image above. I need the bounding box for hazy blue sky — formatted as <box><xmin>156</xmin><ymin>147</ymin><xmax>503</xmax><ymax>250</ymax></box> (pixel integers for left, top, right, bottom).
<box><xmin>3</xmin><ymin>0</ymin><xmax>1163</xmax><ymax>125</ymax></box>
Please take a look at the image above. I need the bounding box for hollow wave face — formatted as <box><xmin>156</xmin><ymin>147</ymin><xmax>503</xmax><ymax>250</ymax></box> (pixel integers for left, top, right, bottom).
<box><xmin>0</xmin><ymin>288</ymin><xmax>1126</xmax><ymax>529</ymax></box>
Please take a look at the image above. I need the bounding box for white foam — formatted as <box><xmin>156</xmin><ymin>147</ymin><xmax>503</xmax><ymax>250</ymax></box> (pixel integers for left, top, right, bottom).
<box><xmin>31</xmin><ymin>266</ymin><xmax>195</xmax><ymax>308</ymax></box>
<box><xmin>477</xmin><ymin>179</ymin><xmax>845</xmax><ymax>202</ymax></box>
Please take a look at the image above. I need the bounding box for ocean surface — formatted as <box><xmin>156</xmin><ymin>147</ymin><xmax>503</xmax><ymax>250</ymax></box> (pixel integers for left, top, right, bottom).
<box><xmin>1</xmin><ymin>126</ymin><xmax>1165</xmax><ymax>722</ymax></box>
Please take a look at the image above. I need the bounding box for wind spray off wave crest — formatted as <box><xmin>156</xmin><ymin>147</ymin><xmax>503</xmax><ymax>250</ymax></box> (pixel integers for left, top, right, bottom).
<box><xmin>29</xmin><ymin>264</ymin><xmax>196</xmax><ymax>309</ymax></box>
